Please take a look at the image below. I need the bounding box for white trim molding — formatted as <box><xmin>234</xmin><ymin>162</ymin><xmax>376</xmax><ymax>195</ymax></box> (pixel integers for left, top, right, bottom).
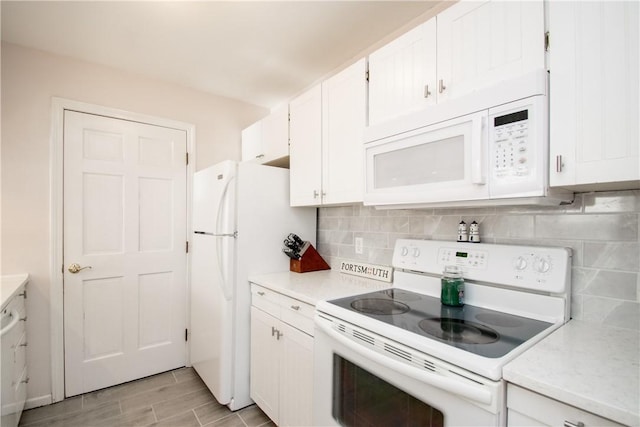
<box><xmin>49</xmin><ymin>98</ymin><xmax>196</xmax><ymax>402</ymax></box>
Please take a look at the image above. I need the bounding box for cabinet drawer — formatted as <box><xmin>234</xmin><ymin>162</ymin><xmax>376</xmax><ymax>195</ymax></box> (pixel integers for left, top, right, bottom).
<box><xmin>251</xmin><ymin>285</ymin><xmax>282</xmax><ymax>318</ymax></box>
<box><xmin>280</xmin><ymin>295</ymin><xmax>314</xmax><ymax>336</ymax></box>
<box><xmin>507</xmin><ymin>384</ymin><xmax>624</xmax><ymax>427</ymax></box>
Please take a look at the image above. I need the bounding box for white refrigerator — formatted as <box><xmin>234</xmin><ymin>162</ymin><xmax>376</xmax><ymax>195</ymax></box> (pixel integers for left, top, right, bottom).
<box><xmin>190</xmin><ymin>160</ymin><xmax>316</xmax><ymax>411</ymax></box>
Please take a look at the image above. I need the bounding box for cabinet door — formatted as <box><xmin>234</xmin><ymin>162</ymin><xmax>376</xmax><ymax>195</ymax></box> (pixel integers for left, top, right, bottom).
<box><xmin>437</xmin><ymin>0</ymin><xmax>545</xmax><ymax>103</ymax></box>
<box><xmin>368</xmin><ymin>18</ymin><xmax>437</xmax><ymax>126</ymax></box>
<box><xmin>241</xmin><ymin>121</ymin><xmax>263</xmax><ymax>163</ymax></box>
<box><xmin>279</xmin><ymin>322</ymin><xmax>314</xmax><ymax>427</ymax></box>
<box><xmin>322</xmin><ymin>58</ymin><xmax>367</xmax><ymax>205</ymax></box>
<box><xmin>262</xmin><ymin>104</ymin><xmax>290</xmax><ymax>163</ymax></box>
<box><xmin>289</xmin><ymin>85</ymin><xmax>322</xmax><ymax>206</ymax></box>
<box><xmin>250</xmin><ymin>307</ymin><xmax>280</xmax><ymax>424</ymax></box>
<box><xmin>549</xmin><ymin>1</ymin><xmax>639</xmax><ymax>190</ymax></box>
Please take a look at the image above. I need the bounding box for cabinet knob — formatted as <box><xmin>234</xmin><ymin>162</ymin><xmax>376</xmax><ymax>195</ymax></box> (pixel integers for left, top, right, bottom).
<box><xmin>556</xmin><ymin>155</ymin><xmax>564</xmax><ymax>172</ymax></box>
<box><xmin>291</xmin><ymin>305</ymin><xmax>300</xmax><ymax>311</ymax></box>
<box><xmin>313</xmin><ymin>190</ymin><xmax>319</xmax><ymax>198</ymax></box>
<box><xmin>424</xmin><ymin>84</ymin><xmax>432</xmax><ymax>98</ymax></box>
<box><xmin>257</xmin><ymin>291</ymin><xmax>265</xmax><ymax>296</ymax></box>
<box><xmin>439</xmin><ymin>79</ymin><xmax>446</xmax><ymax>94</ymax></box>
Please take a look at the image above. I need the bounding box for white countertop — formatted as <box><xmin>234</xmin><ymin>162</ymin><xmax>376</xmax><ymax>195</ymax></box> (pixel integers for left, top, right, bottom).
<box><xmin>1</xmin><ymin>274</ymin><xmax>29</xmax><ymax>309</ymax></box>
<box><xmin>248</xmin><ymin>270</ymin><xmax>390</xmax><ymax>306</ymax></box>
<box><xmin>503</xmin><ymin>319</ymin><xmax>640</xmax><ymax>426</ymax></box>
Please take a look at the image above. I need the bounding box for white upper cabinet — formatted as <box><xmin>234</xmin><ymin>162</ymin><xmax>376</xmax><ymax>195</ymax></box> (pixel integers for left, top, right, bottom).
<box><xmin>290</xmin><ymin>59</ymin><xmax>367</xmax><ymax>207</ymax></box>
<box><xmin>322</xmin><ymin>58</ymin><xmax>367</xmax><ymax>205</ymax></box>
<box><xmin>289</xmin><ymin>85</ymin><xmax>323</xmax><ymax>206</ymax></box>
<box><xmin>368</xmin><ymin>19</ymin><xmax>437</xmax><ymax>126</ymax></box>
<box><xmin>437</xmin><ymin>0</ymin><xmax>545</xmax><ymax>103</ymax></box>
<box><xmin>241</xmin><ymin>104</ymin><xmax>289</xmax><ymax>166</ymax></box>
<box><xmin>548</xmin><ymin>0</ymin><xmax>639</xmax><ymax>190</ymax></box>
<box><xmin>368</xmin><ymin>0</ymin><xmax>545</xmax><ymax>126</ymax></box>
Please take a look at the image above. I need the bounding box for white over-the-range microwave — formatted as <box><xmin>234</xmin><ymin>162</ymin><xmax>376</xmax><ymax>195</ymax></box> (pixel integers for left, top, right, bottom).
<box><xmin>363</xmin><ymin>70</ymin><xmax>574</xmax><ymax>208</ymax></box>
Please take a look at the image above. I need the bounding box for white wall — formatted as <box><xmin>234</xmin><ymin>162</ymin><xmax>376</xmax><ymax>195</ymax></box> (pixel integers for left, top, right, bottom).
<box><xmin>0</xmin><ymin>42</ymin><xmax>267</xmax><ymax>405</ymax></box>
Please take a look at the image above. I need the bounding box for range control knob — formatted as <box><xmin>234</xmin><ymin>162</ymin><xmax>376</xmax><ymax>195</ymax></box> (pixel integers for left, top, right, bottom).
<box><xmin>412</xmin><ymin>248</ymin><xmax>421</xmax><ymax>257</ymax></box>
<box><xmin>534</xmin><ymin>257</ymin><xmax>551</xmax><ymax>273</ymax></box>
<box><xmin>514</xmin><ymin>256</ymin><xmax>528</xmax><ymax>270</ymax></box>
<box><xmin>401</xmin><ymin>247</ymin><xmax>409</xmax><ymax>257</ymax></box>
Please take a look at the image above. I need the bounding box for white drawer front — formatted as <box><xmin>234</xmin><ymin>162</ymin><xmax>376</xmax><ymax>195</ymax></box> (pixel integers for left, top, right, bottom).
<box><xmin>251</xmin><ymin>285</ymin><xmax>282</xmax><ymax>318</ymax></box>
<box><xmin>280</xmin><ymin>295</ymin><xmax>314</xmax><ymax>336</ymax></box>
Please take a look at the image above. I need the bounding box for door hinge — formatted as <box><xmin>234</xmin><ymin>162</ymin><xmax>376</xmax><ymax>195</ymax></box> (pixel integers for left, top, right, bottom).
<box><xmin>186</xmin><ymin>152</ymin><xmax>189</xmax><ymax>166</ymax></box>
<box><xmin>545</xmin><ymin>31</ymin><xmax>550</xmax><ymax>52</ymax></box>
<box><xmin>185</xmin><ymin>329</ymin><xmax>188</xmax><ymax>341</ymax></box>
<box><xmin>365</xmin><ymin>69</ymin><xmax>370</xmax><ymax>82</ymax></box>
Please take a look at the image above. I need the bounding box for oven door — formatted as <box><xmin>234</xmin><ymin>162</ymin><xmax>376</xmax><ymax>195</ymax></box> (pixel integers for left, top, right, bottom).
<box><xmin>313</xmin><ymin>313</ymin><xmax>504</xmax><ymax>427</ymax></box>
<box><xmin>364</xmin><ymin>111</ymin><xmax>489</xmax><ymax>208</ymax></box>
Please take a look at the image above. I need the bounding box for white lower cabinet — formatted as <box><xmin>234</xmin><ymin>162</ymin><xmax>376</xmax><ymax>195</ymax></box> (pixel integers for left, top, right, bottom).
<box><xmin>1</xmin><ymin>282</ymin><xmax>28</xmax><ymax>427</ymax></box>
<box><xmin>250</xmin><ymin>284</ymin><xmax>314</xmax><ymax>427</ymax></box>
<box><xmin>507</xmin><ymin>384</ymin><xmax>624</xmax><ymax>427</ymax></box>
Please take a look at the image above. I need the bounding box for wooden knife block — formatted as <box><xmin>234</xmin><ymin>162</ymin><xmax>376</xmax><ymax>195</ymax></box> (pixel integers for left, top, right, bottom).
<box><xmin>290</xmin><ymin>243</ymin><xmax>330</xmax><ymax>273</ymax></box>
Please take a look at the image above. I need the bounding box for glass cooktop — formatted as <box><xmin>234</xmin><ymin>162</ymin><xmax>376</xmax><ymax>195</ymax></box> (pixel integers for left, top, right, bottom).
<box><xmin>327</xmin><ymin>288</ymin><xmax>553</xmax><ymax>358</ymax></box>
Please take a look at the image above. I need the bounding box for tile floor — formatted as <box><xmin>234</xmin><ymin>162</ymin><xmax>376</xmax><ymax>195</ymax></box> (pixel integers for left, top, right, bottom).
<box><xmin>19</xmin><ymin>367</ymin><xmax>274</xmax><ymax>427</ymax></box>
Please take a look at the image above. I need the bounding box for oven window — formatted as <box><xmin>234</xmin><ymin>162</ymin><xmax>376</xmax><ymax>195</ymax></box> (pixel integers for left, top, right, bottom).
<box><xmin>332</xmin><ymin>355</ymin><xmax>444</xmax><ymax>427</ymax></box>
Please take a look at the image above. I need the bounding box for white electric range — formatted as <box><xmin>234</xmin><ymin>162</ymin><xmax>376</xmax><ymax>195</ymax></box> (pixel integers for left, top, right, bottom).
<box><xmin>313</xmin><ymin>239</ymin><xmax>572</xmax><ymax>427</ymax></box>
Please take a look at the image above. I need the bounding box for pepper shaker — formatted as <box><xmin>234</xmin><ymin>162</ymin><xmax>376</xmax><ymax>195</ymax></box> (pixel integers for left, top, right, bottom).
<box><xmin>469</xmin><ymin>221</ymin><xmax>480</xmax><ymax>243</ymax></box>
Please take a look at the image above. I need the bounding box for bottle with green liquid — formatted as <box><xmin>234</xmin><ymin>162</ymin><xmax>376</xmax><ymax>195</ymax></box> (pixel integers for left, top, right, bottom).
<box><xmin>441</xmin><ymin>265</ymin><xmax>465</xmax><ymax>306</ymax></box>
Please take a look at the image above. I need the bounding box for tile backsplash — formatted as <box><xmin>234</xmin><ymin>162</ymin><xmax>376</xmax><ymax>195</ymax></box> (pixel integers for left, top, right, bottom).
<box><xmin>316</xmin><ymin>190</ymin><xmax>640</xmax><ymax>331</ymax></box>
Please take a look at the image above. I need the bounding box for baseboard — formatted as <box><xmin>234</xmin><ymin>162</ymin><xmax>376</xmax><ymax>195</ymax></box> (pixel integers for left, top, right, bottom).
<box><xmin>25</xmin><ymin>394</ymin><xmax>53</xmax><ymax>410</ymax></box>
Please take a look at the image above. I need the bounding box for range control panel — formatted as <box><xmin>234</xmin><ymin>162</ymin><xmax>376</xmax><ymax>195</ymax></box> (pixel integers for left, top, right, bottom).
<box><xmin>392</xmin><ymin>239</ymin><xmax>571</xmax><ymax>294</ymax></box>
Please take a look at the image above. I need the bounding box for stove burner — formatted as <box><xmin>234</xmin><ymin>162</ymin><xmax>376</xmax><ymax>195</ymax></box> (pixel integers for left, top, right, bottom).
<box><xmin>475</xmin><ymin>312</ymin><xmax>525</xmax><ymax>328</ymax></box>
<box><xmin>383</xmin><ymin>289</ymin><xmax>422</xmax><ymax>302</ymax></box>
<box><xmin>418</xmin><ymin>318</ymin><xmax>500</xmax><ymax>344</ymax></box>
<box><xmin>350</xmin><ymin>298</ymin><xmax>410</xmax><ymax>315</ymax></box>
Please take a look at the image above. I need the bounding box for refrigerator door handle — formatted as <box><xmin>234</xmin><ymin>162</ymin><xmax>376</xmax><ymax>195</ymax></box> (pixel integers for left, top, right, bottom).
<box><xmin>194</xmin><ymin>231</ymin><xmax>238</xmax><ymax>238</ymax></box>
<box><xmin>215</xmin><ymin>174</ymin><xmax>236</xmax><ymax>302</ymax></box>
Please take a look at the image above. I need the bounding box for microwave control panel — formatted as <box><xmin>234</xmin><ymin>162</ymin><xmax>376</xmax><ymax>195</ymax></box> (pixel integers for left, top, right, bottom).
<box><xmin>491</xmin><ymin>109</ymin><xmax>531</xmax><ymax>178</ymax></box>
<box><xmin>488</xmin><ymin>95</ymin><xmax>546</xmax><ymax>197</ymax></box>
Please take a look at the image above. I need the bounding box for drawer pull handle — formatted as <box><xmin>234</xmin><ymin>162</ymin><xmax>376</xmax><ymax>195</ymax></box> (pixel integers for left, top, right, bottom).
<box><xmin>19</xmin><ymin>342</ymin><xmax>28</xmax><ymax>347</ymax></box>
<box><xmin>20</xmin><ymin>316</ymin><xmax>27</xmax><ymax>322</ymax></box>
<box><xmin>291</xmin><ymin>305</ymin><xmax>300</xmax><ymax>311</ymax></box>
<box><xmin>21</xmin><ymin>377</ymin><xmax>29</xmax><ymax>384</ymax></box>
<box><xmin>257</xmin><ymin>291</ymin><xmax>265</xmax><ymax>296</ymax></box>
<box><xmin>563</xmin><ymin>422</ymin><xmax>584</xmax><ymax>427</ymax></box>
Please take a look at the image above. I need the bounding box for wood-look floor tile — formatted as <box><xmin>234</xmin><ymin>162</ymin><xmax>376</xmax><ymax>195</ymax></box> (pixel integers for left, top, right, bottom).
<box><xmin>21</xmin><ymin>401</ymin><xmax>121</xmax><ymax>427</ymax></box>
<box><xmin>172</xmin><ymin>367</ymin><xmax>199</xmax><ymax>383</ymax></box>
<box><xmin>120</xmin><ymin>377</ymin><xmax>206</xmax><ymax>414</ymax></box>
<box><xmin>150</xmin><ymin>410</ymin><xmax>200</xmax><ymax>427</ymax></box>
<box><xmin>94</xmin><ymin>406</ymin><xmax>156</xmax><ymax>427</ymax></box>
<box><xmin>203</xmin><ymin>413</ymin><xmax>246</xmax><ymax>427</ymax></box>
<box><xmin>19</xmin><ymin>397</ymin><xmax>83</xmax><ymax>426</ymax></box>
<box><xmin>83</xmin><ymin>371</ymin><xmax>177</xmax><ymax>410</ymax></box>
<box><xmin>238</xmin><ymin>405</ymin><xmax>272</xmax><ymax>427</ymax></box>
<box><xmin>153</xmin><ymin>387</ymin><xmax>216</xmax><ymax>421</ymax></box>
<box><xmin>193</xmin><ymin>401</ymin><xmax>233</xmax><ymax>425</ymax></box>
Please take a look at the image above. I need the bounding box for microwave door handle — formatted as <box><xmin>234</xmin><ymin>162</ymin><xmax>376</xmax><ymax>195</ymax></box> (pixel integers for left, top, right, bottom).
<box><xmin>316</xmin><ymin>318</ymin><xmax>492</xmax><ymax>405</ymax></box>
<box><xmin>471</xmin><ymin>115</ymin><xmax>486</xmax><ymax>185</ymax></box>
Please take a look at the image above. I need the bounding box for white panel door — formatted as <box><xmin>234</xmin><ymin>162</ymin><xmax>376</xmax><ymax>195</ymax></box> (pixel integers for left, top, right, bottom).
<box><xmin>437</xmin><ymin>0</ymin><xmax>545</xmax><ymax>103</ymax></box>
<box><xmin>279</xmin><ymin>322</ymin><xmax>314</xmax><ymax>427</ymax></box>
<box><xmin>63</xmin><ymin>110</ymin><xmax>187</xmax><ymax>397</ymax></box>
<box><xmin>322</xmin><ymin>58</ymin><xmax>367</xmax><ymax>205</ymax></box>
<box><xmin>368</xmin><ymin>18</ymin><xmax>437</xmax><ymax>126</ymax></box>
<box><xmin>289</xmin><ymin>84</ymin><xmax>322</xmax><ymax>206</ymax></box>
<box><xmin>548</xmin><ymin>0</ymin><xmax>640</xmax><ymax>189</ymax></box>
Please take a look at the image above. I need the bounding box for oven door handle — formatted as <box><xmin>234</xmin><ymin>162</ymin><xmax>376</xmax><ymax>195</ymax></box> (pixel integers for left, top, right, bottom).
<box><xmin>317</xmin><ymin>319</ymin><xmax>493</xmax><ymax>405</ymax></box>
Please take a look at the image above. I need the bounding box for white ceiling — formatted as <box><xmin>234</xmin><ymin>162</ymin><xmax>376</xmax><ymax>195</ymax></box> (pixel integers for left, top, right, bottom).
<box><xmin>1</xmin><ymin>1</ymin><xmax>441</xmax><ymax>109</ymax></box>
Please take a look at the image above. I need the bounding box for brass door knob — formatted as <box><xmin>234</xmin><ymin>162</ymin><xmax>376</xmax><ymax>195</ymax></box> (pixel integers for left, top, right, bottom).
<box><xmin>68</xmin><ymin>263</ymin><xmax>92</xmax><ymax>274</ymax></box>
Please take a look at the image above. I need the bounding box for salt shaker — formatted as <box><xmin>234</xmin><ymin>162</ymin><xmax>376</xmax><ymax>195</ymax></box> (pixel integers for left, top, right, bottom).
<box><xmin>457</xmin><ymin>221</ymin><xmax>468</xmax><ymax>242</ymax></box>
